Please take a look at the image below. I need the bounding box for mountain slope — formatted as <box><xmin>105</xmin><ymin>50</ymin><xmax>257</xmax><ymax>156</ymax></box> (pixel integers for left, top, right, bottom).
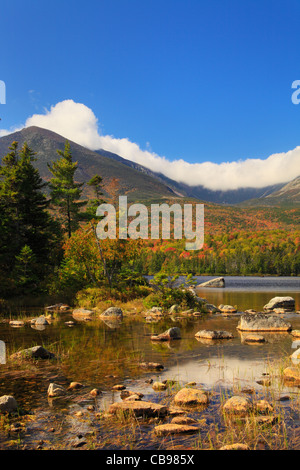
<box><xmin>95</xmin><ymin>149</ymin><xmax>286</xmax><ymax>204</ymax></box>
<box><xmin>240</xmin><ymin>176</ymin><xmax>300</xmax><ymax>207</ymax></box>
<box><xmin>0</xmin><ymin>126</ymin><xmax>177</xmax><ymax>201</ymax></box>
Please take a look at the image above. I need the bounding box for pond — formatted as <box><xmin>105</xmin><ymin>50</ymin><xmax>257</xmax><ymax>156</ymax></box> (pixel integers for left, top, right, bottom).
<box><xmin>0</xmin><ymin>276</ymin><xmax>299</xmax><ymax>450</ymax></box>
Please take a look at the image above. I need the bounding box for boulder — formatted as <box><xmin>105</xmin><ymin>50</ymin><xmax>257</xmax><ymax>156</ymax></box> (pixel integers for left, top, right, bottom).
<box><xmin>72</xmin><ymin>308</ymin><xmax>94</xmax><ymax>320</ymax></box>
<box><xmin>108</xmin><ymin>400</ymin><xmax>168</xmax><ymax>418</ymax></box>
<box><xmin>237</xmin><ymin>313</ymin><xmax>292</xmax><ymax>332</ymax></box>
<box><xmin>173</xmin><ymin>388</ymin><xmax>209</xmax><ymax>407</ymax></box>
<box><xmin>195</xmin><ymin>330</ymin><xmax>233</xmax><ymax>340</ymax></box>
<box><xmin>10</xmin><ymin>345</ymin><xmax>55</xmax><ymax>360</ymax></box>
<box><xmin>0</xmin><ymin>395</ymin><xmax>18</xmax><ymax>413</ymax></box>
<box><xmin>33</xmin><ymin>315</ymin><xmax>49</xmax><ymax>326</ymax></box>
<box><xmin>243</xmin><ymin>334</ymin><xmax>265</xmax><ymax>343</ymax></box>
<box><xmin>9</xmin><ymin>320</ymin><xmax>24</xmax><ymax>328</ymax></box>
<box><xmin>223</xmin><ymin>396</ymin><xmax>253</xmax><ymax>415</ymax></box>
<box><xmin>154</xmin><ymin>423</ymin><xmax>199</xmax><ymax>435</ymax></box>
<box><xmin>47</xmin><ymin>383</ymin><xmax>66</xmax><ymax>397</ymax></box>
<box><xmin>291</xmin><ymin>330</ymin><xmax>300</xmax><ymax>338</ymax></box>
<box><xmin>171</xmin><ymin>416</ymin><xmax>198</xmax><ymax>425</ymax></box>
<box><xmin>263</xmin><ymin>296</ymin><xmax>295</xmax><ymax>311</ymax></box>
<box><xmin>100</xmin><ymin>307</ymin><xmax>123</xmax><ymax>319</ymax></box>
<box><xmin>218</xmin><ymin>304</ymin><xmax>237</xmax><ymax>314</ymax></box>
<box><xmin>283</xmin><ymin>366</ymin><xmax>300</xmax><ymax>383</ymax></box>
<box><xmin>152</xmin><ymin>382</ymin><xmax>167</xmax><ymax>391</ymax></box>
<box><xmin>151</xmin><ymin>327</ymin><xmax>181</xmax><ymax>341</ymax></box>
<box><xmin>197</xmin><ymin>277</ymin><xmax>225</xmax><ymax>288</ymax></box>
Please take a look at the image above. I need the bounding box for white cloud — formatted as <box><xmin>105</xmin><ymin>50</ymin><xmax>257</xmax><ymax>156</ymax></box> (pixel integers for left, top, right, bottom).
<box><xmin>1</xmin><ymin>99</ymin><xmax>299</xmax><ymax>191</ymax></box>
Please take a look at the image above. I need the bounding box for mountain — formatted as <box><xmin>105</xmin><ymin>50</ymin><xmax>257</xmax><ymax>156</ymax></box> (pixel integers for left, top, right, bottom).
<box><xmin>0</xmin><ymin>126</ymin><xmax>178</xmax><ymax>201</ymax></box>
<box><xmin>95</xmin><ymin>148</ymin><xmax>286</xmax><ymax>204</ymax></box>
<box><xmin>0</xmin><ymin>126</ymin><xmax>297</xmax><ymax>206</ymax></box>
<box><xmin>239</xmin><ymin>176</ymin><xmax>300</xmax><ymax>207</ymax></box>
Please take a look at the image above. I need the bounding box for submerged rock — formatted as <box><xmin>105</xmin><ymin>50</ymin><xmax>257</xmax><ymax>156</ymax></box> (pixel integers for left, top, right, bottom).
<box><xmin>9</xmin><ymin>320</ymin><xmax>24</xmax><ymax>328</ymax></box>
<box><xmin>10</xmin><ymin>345</ymin><xmax>55</xmax><ymax>360</ymax></box>
<box><xmin>237</xmin><ymin>313</ymin><xmax>292</xmax><ymax>332</ymax></box>
<box><xmin>195</xmin><ymin>330</ymin><xmax>233</xmax><ymax>340</ymax></box>
<box><xmin>72</xmin><ymin>308</ymin><xmax>94</xmax><ymax>320</ymax></box>
<box><xmin>108</xmin><ymin>400</ymin><xmax>168</xmax><ymax>418</ymax></box>
<box><xmin>263</xmin><ymin>296</ymin><xmax>295</xmax><ymax>311</ymax></box>
<box><xmin>139</xmin><ymin>362</ymin><xmax>164</xmax><ymax>370</ymax></box>
<box><xmin>154</xmin><ymin>423</ymin><xmax>199</xmax><ymax>435</ymax></box>
<box><xmin>152</xmin><ymin>382</ymin><xmax>167</xmax><ymax>391</ymax></box>
<box><xmin>0</xmin><ymin>395</ymin><xmax>18</xmax><ymax>413</ymax></box>
<box><xmin>151</xmin><ymin>327</ymin><xmax>181</xmax><ymax>341</ymax></box>
<box><xmin>197</xmin><ymin>277</ymin><xmax>225</xmax><ymax>288</ymax></box>
<box><xmin>243</xmin><ymin>334</ymin><xmax>266</xmax><ymax>343</ymax></box>
<box><xmin>283</xmin><ymin>366</ymin><xmax>300</xmax><ymax>383</ymax></box>
<box><xmin>220</xmin><ymin>443</ymin><xmax>250</xmax><ymax>450</ymax></box>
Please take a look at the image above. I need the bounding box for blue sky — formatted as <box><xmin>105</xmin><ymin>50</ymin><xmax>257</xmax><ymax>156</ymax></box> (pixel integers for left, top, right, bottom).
<box><xmin>1</xmin><ymin>0</ymin><xmax>300</xmax><ymax>189</ymax></box>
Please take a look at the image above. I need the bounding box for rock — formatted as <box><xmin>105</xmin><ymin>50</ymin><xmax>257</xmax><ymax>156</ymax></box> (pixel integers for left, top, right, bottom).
<box><xmin>123</xmin><ymin>394</ymin><xmax>142</xmax><ymax>402</ymax></box>
<box><xmin>244</xmin><ymin>309</ymin><xmax>257</xmax><ymax>314</ymax></box>
<box><xmin>263</xmin><ymin>296</ymin><xmax>295</xmax><ymax>311</ymax></box>
<box><xmin>255</xmin><ymin>400</ymin><xmax>273</xmax><ymax>414</ymax></box>
<box><xmin>171</xmin><ymin>416</ymin><xmax>198</xmax><ymax>425</ymax></box>
<box><xmin>9</xmin><ymin>320</ymin><xmax>24</xmax><ymax>327</ymax></box>
<box><xmin>237</xmin><ymin>313</ymin><xmax>292</xmax><ymax>331</ymax></box>
<box><xmin>90</xmin><ymin>388</ymin><xmax>101</xmax><ymax>397</ymax></box>
<box><xmin>256</xmin><ymin>377</ymin><xmax>271</xmax><ymax>387</ymax></box>
<box><xmin>222</xmin><ymin>396</ymin><xmax>253</xmax><ymax>415</ymax></box>
<box><xmin>195</xmin><ymin>330</ymin><xmax>233</xmax><ymax>340</ymax></box>
<box><xmin>154</xmin><ymin>423</ymin><xmax>199</xmax><ymax>435</ymax></box>
<box><xmin>108</xmin><ymin>400</ymin><xmax>168</xmax><ymax>418</ymax></box>
<box><xmin>243</xmin><ymin>334</ymin><xmax>265</xmax><ymax>343</ymax></box>
<box><xmin>65</xmin><ymin>321</ymin><xmax>75</xmax><ymax>326</ymax></box>
<box><xmin>68</xmin><ymin>382</ymin><xmax>83</xmax><ymax>390</ymax></box>
<box><xmin>120</xmin><ymin>390</ymin><xmax>144</xmax><ymax>400</ymax></box>
<box><xmin>168</xmin><ymin>304</ymin><xmax>180</xmax><ymax>314</ymax></box>
<box><xmin>152</xmin><ymin>382</ymin><xmax>167</xmax><ymax>391</ymax></box>
<box><xmin>220</xmin><ymin>443</ymin><xmax>250</xmax><ymax>450</ymax></box>
<box><xmin>149</xmin><ymin>307</ymin><xmax>163</xmax><ymax>315</ymax></box>
<box><xmin>47</xmin><ymin>383</ymin><xmax>66</xmax><ymax>397</ymax></box>
<box><xmin>290</xmin><ymin>348</ymin><xmax>300</xmax><ymax>362</ymax></box>
<box><xmin>11</xmin><ymin>345</ymin><xmax>55</xmax><ymax>360</ymax></box>
<box><xmin>139</xmin><ymin>362</ymin><xmax>164</xmax><ymax>370</ymax></box>
<box><xmin>218</xmin><ymin>305</ymin><xmax>237</xmax><ymax>314</ymax></box>
<box><xmin>173</xmin><ymin>388</ymin><xmax>209</xmax><ymax>407</ymax></box>
<box><xmin>151</xmin><ymin>327</ymin><xmax>181</xmax><ymax>341</ymax></box>
<box><xmin>46</xmin><ymin>303</ymin><xmax>70</xmax><ymax>311</ymax></box>
<box><xmin>33</xmin><ymin>315</ymin><xmax>49</xmax><ymax>326</ymax></box>
<box><xmin>0</xmin><ymin>395</ymin><xmax>18</xmax><ymax>413</ymax></box>
<box><xmin>100</xmin><ymin>307</ymin><xmax>123</xmax><ymax>319</ymax></box>
<box><xmin>197</xmin><ymin>277</ymin><xmax>225</xmax><ymax>288</ymax></box>
<box><xmin>283</xmin><ymin>366</ymin><xmax>300</xmax><ymax>383</ymax></box>
<box><xmin>291</xmin><ymin>330</ymin><xmax>300</xmax><ymax>338</ymax></box>
<box><xmin>112</xmin><ymin>384</ymin><xmax>126</xmax><ymax>391</ymax></box>
<box><xmin>205</xmin><ymin>304</ymin><xmax>220</xmax><ymax>313</ymax></box>
<box><xmin>72</xmin><ymin>308</ymin><xmax>94</xmax><ymax>320</ymax></box>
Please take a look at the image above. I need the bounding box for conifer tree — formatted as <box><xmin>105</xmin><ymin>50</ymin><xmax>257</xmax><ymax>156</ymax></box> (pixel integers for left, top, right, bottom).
<box><xmin>0</xmin><ymin>141</ymin><xmax>62</xmax><ymax>295</ymax></box>
<box><xmin>47</xmin><ymin>140</ymin><xmax>86</xmax><ymax>237</ymax></box>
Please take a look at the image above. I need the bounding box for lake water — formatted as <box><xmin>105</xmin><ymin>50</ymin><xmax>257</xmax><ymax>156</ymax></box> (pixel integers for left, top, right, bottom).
<box><xmin>0</xmin><ymin>276</ymin><xmax>299</xmax><ymax>449</ymax></box>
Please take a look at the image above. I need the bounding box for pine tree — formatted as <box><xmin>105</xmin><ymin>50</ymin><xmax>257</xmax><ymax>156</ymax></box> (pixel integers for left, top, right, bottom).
<box><xmin>47</xmin><ymin>140</ymin><xmax>86</xmax><ymax>237</ymax></box>
<box><xmin>0</xmin><ymin>141</ymin><xmax>62</xmax><ymax>296</ymax></box>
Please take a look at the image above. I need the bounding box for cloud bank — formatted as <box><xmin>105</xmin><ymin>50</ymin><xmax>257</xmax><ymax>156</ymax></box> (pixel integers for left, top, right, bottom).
<box><xmin>1</xmin><ymin>99</ymin><xmax>299</xmax><ymax>191</ymax></box>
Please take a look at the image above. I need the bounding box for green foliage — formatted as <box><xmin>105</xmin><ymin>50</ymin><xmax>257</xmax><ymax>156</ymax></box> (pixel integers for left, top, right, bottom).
<box><xmin>0</xmin><ymin>141</ymin><xmax>63</xmax><ymax>297</ymax></box>
<box><xmin>144</xmin><ymin>273</ymin><xmax>202</xmax><ymax>310</ymax></box>
<box><xmin>47</xmin><ymin>140</ymin><xmax>87</xmax><ymax>237</ymax></box>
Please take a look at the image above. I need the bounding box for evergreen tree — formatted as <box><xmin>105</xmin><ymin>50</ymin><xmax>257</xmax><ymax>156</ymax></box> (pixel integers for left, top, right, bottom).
<box><xmin>0</xmin><ymin>141</ymin><xmax>62</xmax><ymax>296</ymax></box>
<box><xmin>47</xmin><ymin>140</ymin><xmax>86</xmax><ymax>237</ymax></box>
<box><xmin>85</xmin><ymin>174</ymin><xmax>105</xmax><ymax>219</ymax></box>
